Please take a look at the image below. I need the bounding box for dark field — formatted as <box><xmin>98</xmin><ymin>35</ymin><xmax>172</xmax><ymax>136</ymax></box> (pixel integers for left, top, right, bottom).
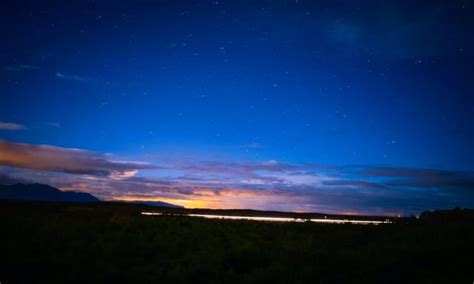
<box><xmin>0</xmin><ymin>201</ymin><xmax>473</xmax><ymax>283</ymax></box>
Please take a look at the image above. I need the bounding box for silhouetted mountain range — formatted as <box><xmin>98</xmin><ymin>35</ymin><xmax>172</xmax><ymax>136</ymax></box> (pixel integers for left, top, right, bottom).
<box><xmin>0</xmin><ymin>183</ymin><xmax>184</xmax><ymax>208</ymax></box>
<box><xmin>0</xmin><ymin>183</ymin><xmax>99</xmax><ymax>202</ymax></box>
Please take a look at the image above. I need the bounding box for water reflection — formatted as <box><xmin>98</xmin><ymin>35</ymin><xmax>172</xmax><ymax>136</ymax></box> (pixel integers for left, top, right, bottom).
<box><xmin>141</xmin><ymin>212</ymin><xmax>391</xmax><ymax>225</ymax></box>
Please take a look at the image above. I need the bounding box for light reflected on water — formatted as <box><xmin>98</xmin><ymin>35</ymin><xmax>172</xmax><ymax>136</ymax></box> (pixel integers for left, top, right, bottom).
<box><xmin>141</xmin><ymin>212</ymin><xmax>391</xmax><ymax>225</ymax></box>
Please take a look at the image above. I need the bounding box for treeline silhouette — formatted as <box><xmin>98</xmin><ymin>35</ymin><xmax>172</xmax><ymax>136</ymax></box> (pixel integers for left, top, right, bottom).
<box><xmin>0</xmin><ymin>200</ymin><xmax>472</xmax><ymax>283</ymax></box>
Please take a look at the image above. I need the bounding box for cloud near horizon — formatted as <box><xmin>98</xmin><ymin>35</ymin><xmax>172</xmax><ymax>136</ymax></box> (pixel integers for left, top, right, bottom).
<box><xmin>0</xmin><ymin>140</ymin><xmax>155</xmax><ymax>178</ymax></box>
<box><xmin>0</xmin><ymin>140</ymin><xmax>473</xmax><ymax>215</ymax></box>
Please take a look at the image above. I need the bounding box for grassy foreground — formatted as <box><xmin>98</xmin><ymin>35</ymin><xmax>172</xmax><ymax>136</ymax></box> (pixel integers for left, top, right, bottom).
<box><xmin>0</xmin><ymin>201</ymin><xmax>473</xmax><ymax>283</ymax></box>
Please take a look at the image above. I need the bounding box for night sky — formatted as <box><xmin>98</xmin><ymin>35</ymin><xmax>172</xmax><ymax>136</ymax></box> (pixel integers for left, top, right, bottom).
<box><xmin>1</xmin><ymin>0</ymin><xmax>473</xmax><ymax>215</ymax></box>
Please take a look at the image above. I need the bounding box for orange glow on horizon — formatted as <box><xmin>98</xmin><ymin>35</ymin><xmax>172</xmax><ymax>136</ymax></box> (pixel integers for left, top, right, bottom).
<box><xmin>111</xmin><ymin>195</ymin><xmax>216</xmax><ymax>209</ymax></box>
<box><xmin>110</xmin><ymin>188</ymin><xmax>307</xmax><ymax>211</ymax></box>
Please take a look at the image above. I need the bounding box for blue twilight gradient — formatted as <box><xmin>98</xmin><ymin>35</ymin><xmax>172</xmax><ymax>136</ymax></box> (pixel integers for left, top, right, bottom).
<box><xmin>0</xmin><ymin>1</ymin><xmax>473</xmax><ymax>214</ymax></box>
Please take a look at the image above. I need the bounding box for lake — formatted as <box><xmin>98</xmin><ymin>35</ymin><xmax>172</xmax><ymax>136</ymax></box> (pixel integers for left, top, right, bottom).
<box><xmin>141</xmin><ymin>212</ymin><xmax>391</xmax><ymax>225</ymax></box>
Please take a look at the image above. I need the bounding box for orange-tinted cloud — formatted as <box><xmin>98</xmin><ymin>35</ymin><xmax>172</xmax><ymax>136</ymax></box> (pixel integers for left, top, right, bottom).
<box><xmin>0</xmin><ymin>140</ymin><xmax>155</xmax><ymax>177</ymax></box>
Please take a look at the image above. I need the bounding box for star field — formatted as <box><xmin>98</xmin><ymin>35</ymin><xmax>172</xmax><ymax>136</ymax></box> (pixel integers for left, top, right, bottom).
<box><xmin>0</xmin><ymin>0</ymin><xmax>473</xmax><ymax>214</ymax></box>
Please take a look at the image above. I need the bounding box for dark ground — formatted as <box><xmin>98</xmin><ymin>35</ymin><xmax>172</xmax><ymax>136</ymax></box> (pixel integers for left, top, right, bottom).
<box><xmin>0</xmin><ymin>201</ymin><xmax>473</xmax><ymax>283</ymax></box>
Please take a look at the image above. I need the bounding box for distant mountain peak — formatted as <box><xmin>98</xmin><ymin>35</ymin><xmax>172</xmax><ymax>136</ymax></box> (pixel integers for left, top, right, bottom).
<box><xmin>0</xmin><ymin>183</ymin><xmax>99</xmax><ymax>203</ymax></box>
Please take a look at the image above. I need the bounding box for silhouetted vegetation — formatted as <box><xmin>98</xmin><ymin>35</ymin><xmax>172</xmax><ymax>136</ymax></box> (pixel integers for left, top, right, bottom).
<box><xmin>0</xmin><ymin>201</ymin><xmax>473</xmax><ymax>283</ymax></box>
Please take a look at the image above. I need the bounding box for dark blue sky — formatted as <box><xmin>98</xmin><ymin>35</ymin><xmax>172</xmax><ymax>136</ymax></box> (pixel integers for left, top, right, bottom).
<box><xmin>1</xmin><ymin>1</ymin><xmax>473</xmax><ymax>214</ymax></box>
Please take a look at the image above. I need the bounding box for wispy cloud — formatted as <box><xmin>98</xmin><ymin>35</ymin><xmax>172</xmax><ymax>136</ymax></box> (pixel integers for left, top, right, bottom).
<box><xmin>337</xmin><ymin>165</ymin><xmax>474</xmax><ymax>192</ymax></box>
<box><xmin>3</xmin><ymin>64</ymin><xmax>40</xmax><ymax>72</ymax></box>
<box><xmin>3</xmin><ymin>65</ymin><xmax>89</xmax><ymax>83</ymax></box>
<box><xmin>56</xmin><ymin>72</ymin><xmax>87</xmax><ymax>81</ymax></box>
<box><xmin>19</xmin><ymin>64</ymin><xmax>39</xmax><ymax>70</ymax></box>
<box><xmin>0</xmin><ymin>122</ymin><xmax>26</xmax><ymax>131</ymax></box>
<box><xmin>44</xmin><ymin>122</ymin><xmax>61</xmax><ymax>128</ymax></box>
